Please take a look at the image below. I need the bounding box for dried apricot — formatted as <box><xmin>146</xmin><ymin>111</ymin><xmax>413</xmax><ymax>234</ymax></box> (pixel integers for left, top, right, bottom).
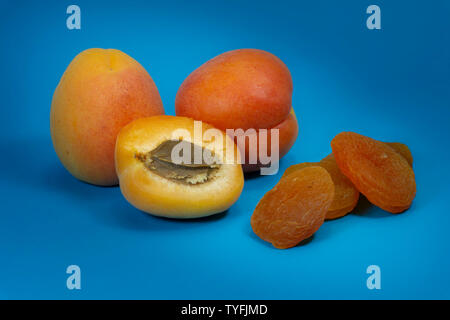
<box><xmin>251</xmin><ymin>166</ymin><xmax>334</xmax><ymax>249</ymax></box>
<box><xmin>331</xmin><ymin>132</ymin><xmax>416</xmax><ymax>213</ymax></box>
<box><xmin>282</xmin><ymin>154</ymin><xmax>360</xmax><ymax>220</ymax></box>
<box><xmin>385</xmin><ymin>142</ymin><xmax>413</xmax><ymax>166</ymax></box>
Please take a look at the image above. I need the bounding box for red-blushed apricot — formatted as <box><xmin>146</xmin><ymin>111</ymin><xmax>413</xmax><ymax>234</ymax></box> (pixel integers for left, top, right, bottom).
<box><xmin>115</xmin><ymin>116</ymin><xmax>244</xmax><ymax>218</ymax></box>
<box><xmin>175</xmin><ymin>49</ymin><xmax>298</xmax><ymax>172</ymax></box>
<box><xmin>50</xmin><ymin>48</ymin><xmax>164</xmax><ymax>186</ymax></box>
<box><xmin>283</xmin><ymin>154</ymin><xmax>360</xmax><ymax>220</ymax></box>
<box><xmin>251</xmin><ymin>166</ymin><xmax>334</xmax><ymax>249</ymax></box>
<box><xmin>331</xmin><ymin>132</ymin><xmax>416</xmax><ymax>213</ymax></box>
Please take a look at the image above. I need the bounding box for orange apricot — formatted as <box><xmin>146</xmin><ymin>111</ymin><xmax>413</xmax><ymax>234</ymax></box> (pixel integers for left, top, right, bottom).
<box><xmin>175</xmin><ymin>49</ymin><xmax>298</xmax><ymax>172</ymax></box>
<box><xmin>50</xmin><ymin>48</ymin><xmax>164</xmax><ymax>186</ymax></box>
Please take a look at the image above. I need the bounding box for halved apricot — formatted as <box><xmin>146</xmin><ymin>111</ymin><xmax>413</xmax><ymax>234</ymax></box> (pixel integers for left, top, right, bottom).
<box><xmin>115</xmin><ymin>116</ymin><xmax>244</xmax><ymax>218</ymax></box>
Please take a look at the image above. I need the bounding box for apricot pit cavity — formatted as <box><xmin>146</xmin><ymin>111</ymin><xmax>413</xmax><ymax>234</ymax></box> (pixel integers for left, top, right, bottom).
<box><xmin>136</xmin><ymin>140</ymin><xmax>221</xmax><ymax>185</ymax></box>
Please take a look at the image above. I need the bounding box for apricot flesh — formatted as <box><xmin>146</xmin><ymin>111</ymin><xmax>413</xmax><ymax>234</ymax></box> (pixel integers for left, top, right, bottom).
<box><xmin>115</xmin><ymin>116</ymin><xmax>244</xmax><ymax>218</ymax></box>
<box><xmin>50</xmin><ymin>48</ymin><xmax>164</xmax><ymax>186</ymax></box>
<box><xmin>175</xmin><ymin>49</ymin><xmax>298</xmax><ymax>172</ymax></box>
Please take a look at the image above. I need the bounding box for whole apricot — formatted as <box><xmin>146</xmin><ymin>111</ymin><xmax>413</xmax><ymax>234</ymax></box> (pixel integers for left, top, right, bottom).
<box><xmin>50</xmin><ymin>48</ymin><xmax>164</xmax><ymax>186</ymax></box>
<box><xmin>175</xmin><ymin>49</ymin><xmax>298</xmax><ymax>172</ymax></box>
<box><xmin>115</xmin><ymin>116</ymin><xmax>244</xmax><ymax>218</ymax></box>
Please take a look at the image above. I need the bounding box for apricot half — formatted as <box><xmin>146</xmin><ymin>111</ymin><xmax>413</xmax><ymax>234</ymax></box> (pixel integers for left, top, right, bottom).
<box><xmin>175</xmin><ymin>49</ymin><xmax>298</xmax><ymax>172</ymax></box>
<box><xmin>115</xmin><ymin>116</ymin><xmax>244</xmax><ymax>218</ymax></box>
<box><xmin>50</xmin><ymin>48</ymin><xmax>164</xmax><ymax>186</ymax></box>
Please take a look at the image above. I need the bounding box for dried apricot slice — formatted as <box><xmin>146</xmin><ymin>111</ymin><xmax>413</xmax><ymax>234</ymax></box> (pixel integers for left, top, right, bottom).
<box><xmin>331</xmin><ymin>132</ymin><xmax>416</xmax><ymax>213</ymax></box>
<box><xmin>283</xmin><ymin>154</ymin><xmax>360</xmax><ymax>220</ymax></box>
<box><xmin>251</xmin><ymin>166</ymin><xmax>334</xmax><ymax>249</ymax></box>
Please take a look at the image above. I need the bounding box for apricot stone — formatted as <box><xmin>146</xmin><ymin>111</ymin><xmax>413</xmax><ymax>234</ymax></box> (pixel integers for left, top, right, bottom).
<box><xmin>50</xmin><ymin>48</ymin><xmax>164</xmax><ymax>186</ymax></box>
<box><xmin>175</xmin><ymin>49</ymin><xmax>298</xmax><ymax>172</ymax></box>
<box><xmin>115</xmin><ymin>116</ymin><xmax>244</xmax><ymax>218</ymax></box>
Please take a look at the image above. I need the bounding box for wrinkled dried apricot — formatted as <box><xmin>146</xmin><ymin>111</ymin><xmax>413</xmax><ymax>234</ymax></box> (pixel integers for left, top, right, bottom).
<box><xmin>283</xmin><ymin>154</ymin><xmax>360</xmax><ymax>220</ymax></box>
<box><xmin>385</xmin><ymin>142</ymin><xmax>413</xmax><ymax>166</ymax></box>
<box><xmin>251</xmin><ymin>166</ymin><xmax>334</xmax><ymax>249</ymax></box>
<box><xmin>331</xmin><ymin>132</ymin><xmax>416</xmax><ymax>213</ymax></box>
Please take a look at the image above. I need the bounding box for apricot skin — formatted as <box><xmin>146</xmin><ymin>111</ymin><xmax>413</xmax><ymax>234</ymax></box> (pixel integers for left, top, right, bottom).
<box><xmin>175</xmin><ymin>49</ymin><xmax>298</xmax><ymax>172</ymax></box>
<box><xmin>115</xmin><ymin>116</ymin><xmax>244</xmax><ymax>219</ymax></box>
<box><xmin>50</xmin><ymin>48</ymin><xmax>164</xmax><ymax>186</ymax></box>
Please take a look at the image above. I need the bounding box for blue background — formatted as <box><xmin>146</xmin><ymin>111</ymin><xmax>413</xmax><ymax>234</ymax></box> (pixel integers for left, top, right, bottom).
<box><xmin>0</xmin><ymin>0</ymin><xmax>449</xmax><ymax>299</ymax></box>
